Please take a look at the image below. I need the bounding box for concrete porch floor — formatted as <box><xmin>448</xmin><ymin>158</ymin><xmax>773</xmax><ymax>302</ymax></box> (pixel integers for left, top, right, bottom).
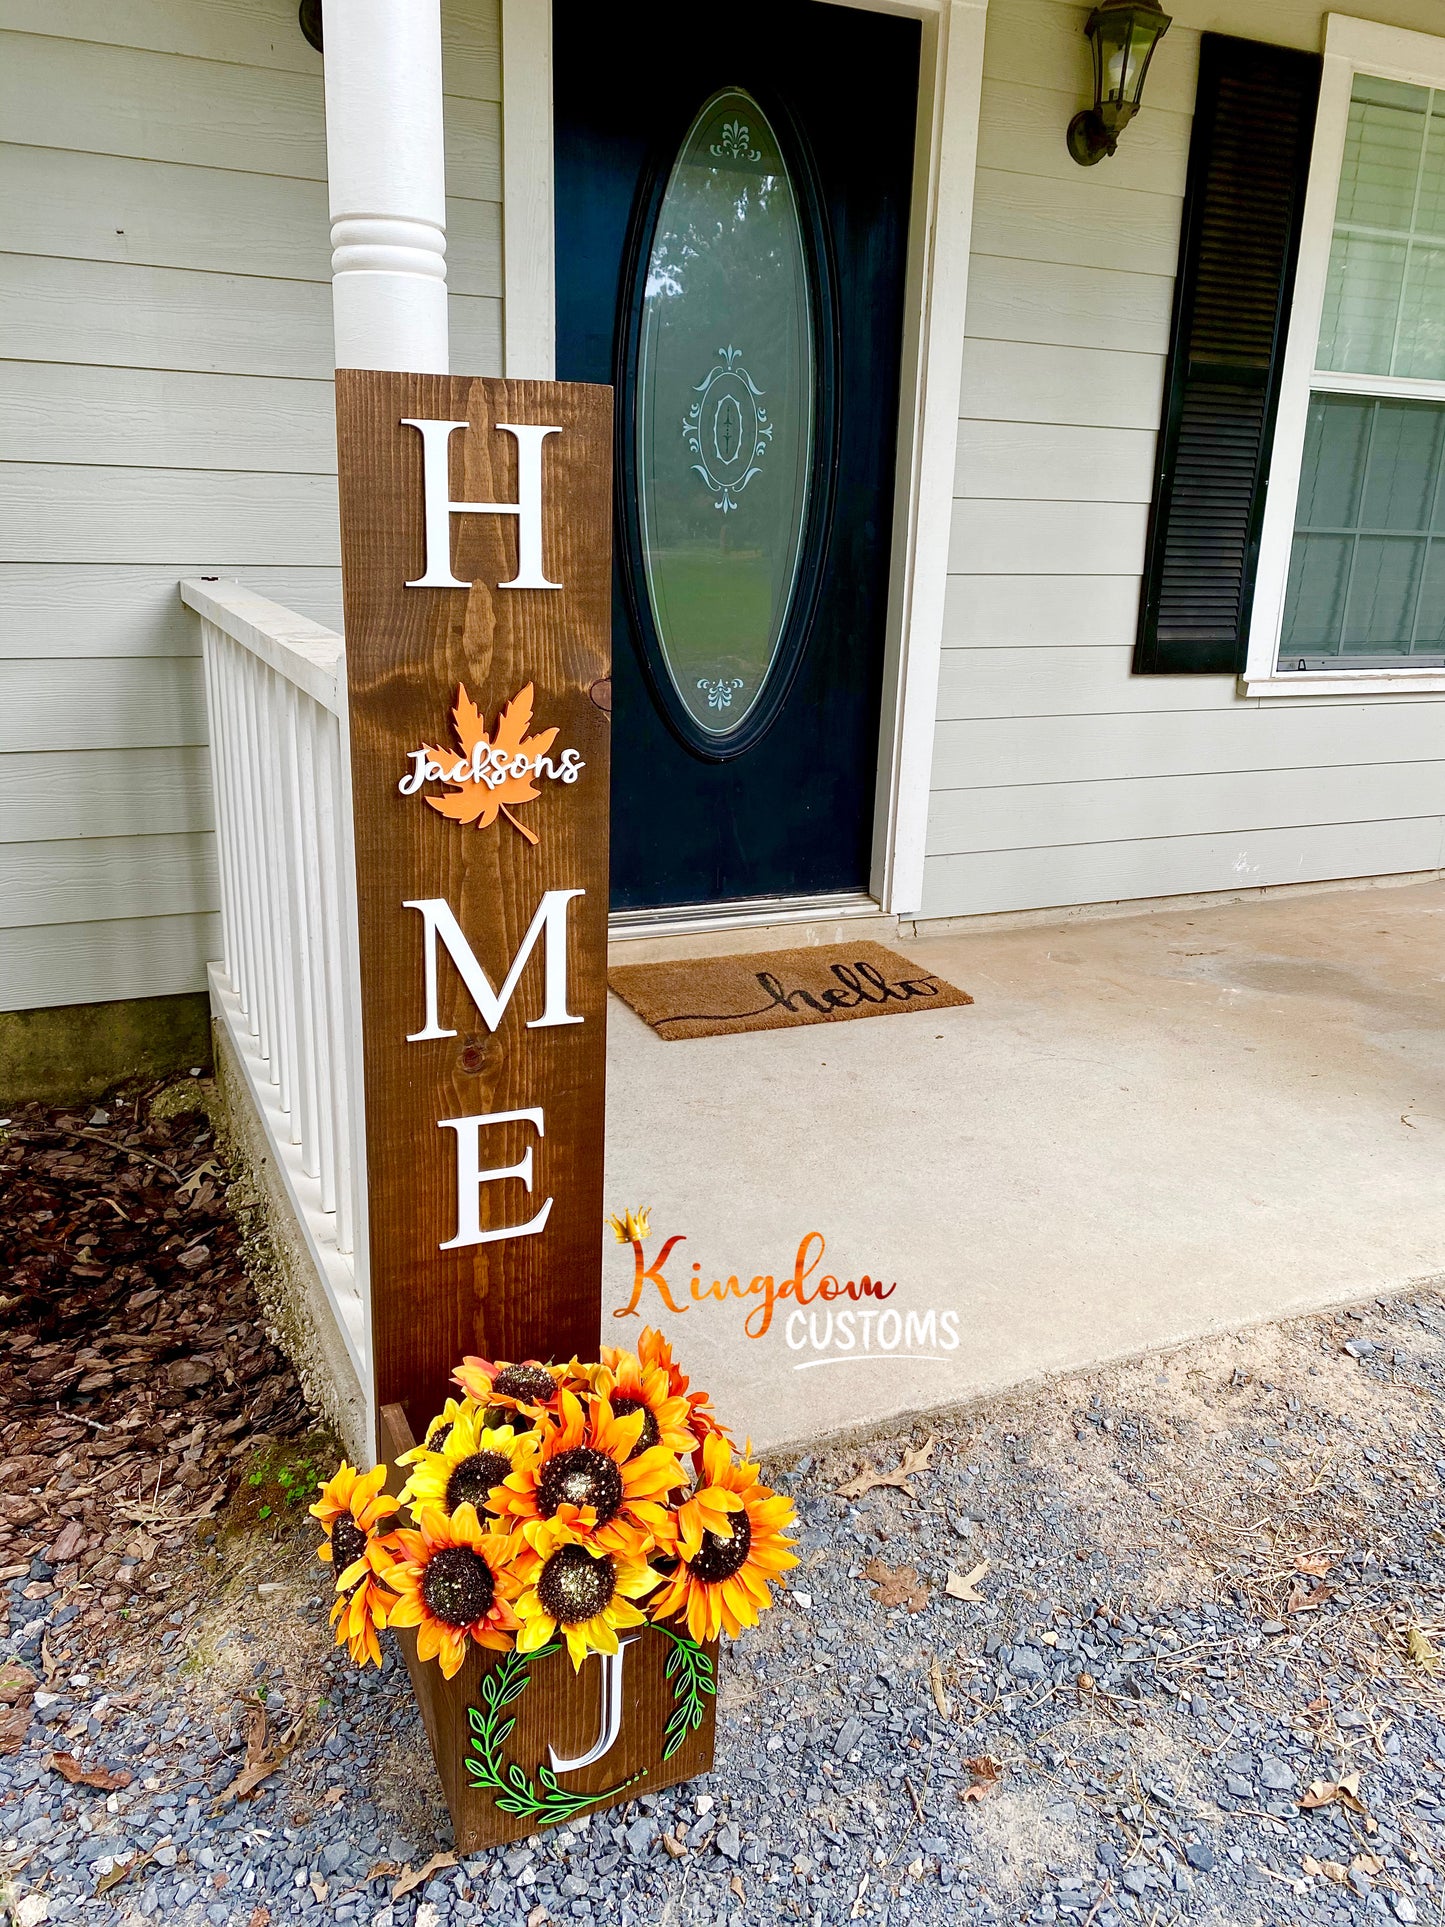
<box><xmin>601</xmin><ymin>877</ymin><xmax>1445</xmax><ymax>1452</ymax></box>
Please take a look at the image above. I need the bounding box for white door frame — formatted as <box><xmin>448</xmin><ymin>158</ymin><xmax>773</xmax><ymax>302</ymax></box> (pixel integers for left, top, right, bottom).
<box><xmin>499</xmin><ymin>0</ymin><xmax>987</xmax><ymax>918</ymax></box>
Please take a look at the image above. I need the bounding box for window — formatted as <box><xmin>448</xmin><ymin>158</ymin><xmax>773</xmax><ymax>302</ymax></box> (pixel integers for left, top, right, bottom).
<box><xmin>1248</xmin><ymin>20</ymin><xmax>1445</xmax><ymax>690</ymax></box>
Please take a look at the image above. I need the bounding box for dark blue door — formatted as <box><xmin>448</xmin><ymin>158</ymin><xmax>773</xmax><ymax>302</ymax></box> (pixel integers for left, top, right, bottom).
<box><xmin>555</xmin><ymin>0</ymin><xmax>919</xmax><ymax>911</ymax></box>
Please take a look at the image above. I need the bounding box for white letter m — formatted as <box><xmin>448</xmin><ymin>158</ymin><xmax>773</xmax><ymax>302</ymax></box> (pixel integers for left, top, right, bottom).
<box><xmin>403</xmin><ymin>892</ymin><xmax>583</xmax><ymax>1040</ymax></box>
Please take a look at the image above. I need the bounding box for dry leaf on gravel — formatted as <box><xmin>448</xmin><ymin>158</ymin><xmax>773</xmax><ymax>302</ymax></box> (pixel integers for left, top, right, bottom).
<box><xmin>959</xmin><ymin>1758</ymin><xmax>1002</xmax><ymax>1803</ymax></box>
<box><xmin>393</xmin><ymin>1852</ymin><xmax>457</xmax><ymax>1901</ymax></box>
<box><xmin>214</xmin><ymin>1701</ymin><xmax>301</xmax><ymax>1807</ymax></box>
<box><xmin>661</xmin><ymin>1832</ymin><xmax>687</xmax><ymax>1858</ymax></box>
<box><xmin>96</xmin><ymin>1850</ymin><xmax>152</xmax><ymax>1897</ymax></box>
<box><xmin>1352</xmin><ymin>1853</ymin><xmax>1385</xmax><ymax>1877</ymax></box>
<box><xmin>1293</xmin><ymin>1553</ymin><xmax>1333</xmax><ymax>1575</ymax></box>
<box><xmin>1285</xmin><ymin>1579</ymin><xmax>1335</xmax><ymax>1613</ymax></box>
<box><xmin>730</xmin><ymin>1875</ymin><xmax>747</xmax><ymax>1902</ymax></box>
<box><xmin>526</xmin><ymin>1908</ymin><xmax>550</xmax><ymax>1927</ymax></box>
<box><xmin>929</xmin><ymin>1654</ymin><xmax>951</xmax><ymax>1718</ymax></box>
<box><xmin>1299</xmin><ymin>1771</ymin><xmax>1366</xmax><ymax>1813</ymax></box>
<box><xmin>945</xmin><ymin>1560</ymin><xmax>990</xmax><ymax>1602</ymax></box>
<box><xmin>1407</xmin><ymin>1626</ymin><xmax>1442</xmax><ymax>1672</ymax></box>
<box><xmin>863</xmin><ymin>1558</ymin><xmax>929</xmax><ymax>1613</ymax></box>
<box><xmin>837</xmin><ymin>1437</ymin><xmax>935</xmax><ymax>1501</ymax></box>
<box><xmin>1301</xmin><ymin>1855</ymin><xmax>1351</xmax><ymax>1885</ymax></box>
<box><xmin>45</xmin><ymin>1749</ymin><xmax>132</xmax><ymax>1791</ymax></box>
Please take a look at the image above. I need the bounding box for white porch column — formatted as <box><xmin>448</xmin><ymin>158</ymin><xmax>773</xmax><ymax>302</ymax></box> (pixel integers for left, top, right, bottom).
<box><xmin>322</xmin><ymin>0</ymin><xmax>449</xmax><ymax>373</ymax></box>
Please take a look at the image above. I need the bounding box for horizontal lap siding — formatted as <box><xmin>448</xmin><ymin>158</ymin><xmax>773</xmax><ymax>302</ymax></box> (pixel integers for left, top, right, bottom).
<box><xmin>929</xmin><ymin>0</ymin><xmax>1445</xmax><ymax>921</ymax></box>
<box><xmin>0</xmin><ymin>0</ymin><xmax>504</xmax><ymax>1009</ymax></box>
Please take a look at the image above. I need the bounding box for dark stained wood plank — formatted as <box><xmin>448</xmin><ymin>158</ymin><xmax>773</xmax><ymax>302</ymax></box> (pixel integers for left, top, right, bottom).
<box><xmin>336</xmin><ymin>371</ymin><xmax>612</xmax><ymax>1432</ymax></box>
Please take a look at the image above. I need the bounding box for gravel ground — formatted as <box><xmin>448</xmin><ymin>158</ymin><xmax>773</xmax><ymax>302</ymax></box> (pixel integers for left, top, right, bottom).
<box><xmin>6</xmin><ymin>1095</ymin><xmax>1445</xmax><ymax>1926</ymax></box>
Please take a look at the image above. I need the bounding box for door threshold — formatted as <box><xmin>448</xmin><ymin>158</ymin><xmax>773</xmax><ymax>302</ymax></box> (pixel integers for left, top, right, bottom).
<box><xmin>607</xmin><ymin>891</ymin><xmax>897</xmax><ymax>963</ymax></box>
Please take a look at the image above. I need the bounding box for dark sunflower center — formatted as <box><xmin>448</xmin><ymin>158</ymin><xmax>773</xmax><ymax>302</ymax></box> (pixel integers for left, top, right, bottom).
<box><xmin>492</xmin><ymin>1363</ymin><xmax>556</xmax><ymax>1405</ymax></box>
<box><xmin>688</xmin><ymin>1511</ymin><xmax>753</xmax><ymax>1585</ymax></box>
<box><xmin>536</xmin><ymin>1544</ymin><xmax>616</xmax><ymax>1624</ymax></box>
<box><xmin>427</xmin><ymin>1419</ymin><xmax>454</xmax><ymax>1452</ymax></box>
<box><xmin>420</xmin><ymin>1544</ymin><xmax>496</xmax><ymax>1628</ymax></box>
<box><xmin>536</xmin><ymin>1447</ymin><xmax>623</xmax><ymax>1523</ymax></box>
<box><xmin>610</xmin><ymin>1396</ymin><xmax>660</xmax><ymax>1457</ymax></box>
<box><xmin>330</xmin><ymin>1515</ymin><xmax>367</xmax><ymax>1572</ymax></box>
<box><xmin>444</xmin><ymin>1450</ymin><xmax>511</xmax><ymax>1514</ymax></box>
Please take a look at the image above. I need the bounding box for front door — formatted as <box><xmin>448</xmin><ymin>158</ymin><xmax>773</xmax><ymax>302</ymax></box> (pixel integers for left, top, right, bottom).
<box><xmin>554</xmin><ymin>0</ymin><xmax>919</xmax><ymax>911</ymax></box>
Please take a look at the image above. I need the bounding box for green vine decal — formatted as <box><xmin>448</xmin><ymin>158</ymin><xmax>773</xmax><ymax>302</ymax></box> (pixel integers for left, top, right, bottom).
<box><xmin>654</xmin><ymin>1623</ymin><xmax>717</xmax><ymax>1760</ymax></box>
<box><xmin>464</xmin><ymin>1625</ymin><xmax>717</xmax><ymax>1822</ymax></box>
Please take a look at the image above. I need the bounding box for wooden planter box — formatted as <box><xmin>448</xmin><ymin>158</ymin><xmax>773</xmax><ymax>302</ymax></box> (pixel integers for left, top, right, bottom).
<box><xmin>381</xmin><ymin>1405</ymin><xmax>718</xmax><ymax>1852</ymax></box>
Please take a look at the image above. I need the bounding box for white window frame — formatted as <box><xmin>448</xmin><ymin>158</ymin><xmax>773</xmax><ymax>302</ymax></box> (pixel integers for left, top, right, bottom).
<box><xmin>1246</xmin><ymin>13</ymin><xmax>1445</xmax><ymax>697</ymax></box>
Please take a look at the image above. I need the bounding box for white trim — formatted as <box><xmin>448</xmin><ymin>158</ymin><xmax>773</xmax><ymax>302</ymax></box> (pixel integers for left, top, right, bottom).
<box><xmin>1244</xmin><ymin>671</ymin><xmax>1445</xmax><ymax>697</ymax></box>
<box><xmin>869</xmin><ymin>0</ymin><xmax>989</xmax><ymax>916</ymax></box>
<box><xmin>1246</xmin><ymin>13</ymin><xmax>1445</xmax><ymax>693</ymax></box>
<box><xmin>608</xmin><ymin>890</ymin><xmax>883</xmax><ymax>943</ymax></box>
<box><xmin>501</xmin><ymin>0</ymin><xmax>556</xmax><ymax>379</ymax></box>
<box><xmin>209</xmin><ymin>964</ymin><xmax>370</xmax><ymax>1398</ymax></box>
<box><xmin>498</xmin><ymin>0</ymin><xmax>985</xmax><ymax>914</ymax></box>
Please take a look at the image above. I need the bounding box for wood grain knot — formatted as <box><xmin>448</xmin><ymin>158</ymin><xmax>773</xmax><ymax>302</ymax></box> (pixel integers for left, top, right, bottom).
<box><xmin>588</xmin><ymin>677</ymin><xmax>612</xmax><ymax>715</ymax></box>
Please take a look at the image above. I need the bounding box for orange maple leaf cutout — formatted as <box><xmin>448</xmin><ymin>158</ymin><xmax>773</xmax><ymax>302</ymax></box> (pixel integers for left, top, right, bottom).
<box><xmin>421</xmin><ymin>682</ymin><xmax>559</xmax><ymax>845</ymax></box>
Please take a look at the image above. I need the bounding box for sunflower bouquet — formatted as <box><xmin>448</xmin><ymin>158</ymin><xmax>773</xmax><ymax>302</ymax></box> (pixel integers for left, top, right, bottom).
<box><xmin>309</xmin><ymin>1328</ymin><xmax>798</xmax><ymax>1685</ymax></box>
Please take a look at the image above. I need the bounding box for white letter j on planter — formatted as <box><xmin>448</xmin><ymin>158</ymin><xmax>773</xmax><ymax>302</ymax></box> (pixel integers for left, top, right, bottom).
<box><xmin>438</xmin><ymin>1108</ymin><xmax>553</xmax><ymax>1250</ymax></box>
<box><xmin>548</xmin><ymin>1636</ymin><xmax>639</xmax><ymax>1775</ymax></box>
<box><xmin>403</xmin><ymin>418</ymin><xmax>562</xmax><ymax>590</ymax></box>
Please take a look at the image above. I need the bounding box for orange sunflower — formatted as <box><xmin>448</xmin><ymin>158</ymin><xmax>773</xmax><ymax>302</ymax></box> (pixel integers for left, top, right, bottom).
<box><xmin>650</xmin><ymin>1432</ymin><xmax>799</xmax><ymax>1643</ymax></box>
<box><xmin>451</xmin><ymin>1355</ymin><xmax>577</xmax><ymax>1422</ymax></box>
<box><xmin>513</xmin><ymin>1515</ymin><xmax>661</xmax><ymax>1670</ymax></box>
<box><xmin>384</xmin><ymin>1503</ymin><xmax>521</xmax><ymax>1679</ymax></box>
<box><xmin>592</xmin><ymin>1345</ymin><xmax>697</xmax><ymax>1460</ymax></box>
<box><xmin>492</xmin><ymin>1389</ymin><xmax>682</xmax><ymax>1554</ymax></box>
<box><xmin>309</xmin><ymin>1463</ymin><xmax>402</xmax><ymax>1667</ymax></box>
<box><xmin>631</xmin><ymin>1327</ymin><xmax>730</xmax><ymax>1461</ymax></box>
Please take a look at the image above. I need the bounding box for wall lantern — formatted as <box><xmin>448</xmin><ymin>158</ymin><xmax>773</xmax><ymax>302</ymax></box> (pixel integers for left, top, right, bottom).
<box><xmin>298</xmin><ymin>0</ymin><xmax>322</xmax><ymax>53</ymax></box>
<box><xmin>1067</xmin><ymin>0</ymin><xmax>1172</xmax><ymax>165</ymax></box>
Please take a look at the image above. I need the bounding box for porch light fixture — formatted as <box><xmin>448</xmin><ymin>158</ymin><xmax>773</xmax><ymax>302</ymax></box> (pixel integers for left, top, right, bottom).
<box><xmin>1068</xmin><ymin>0</ymin><xmax>1172</xmax><ymax>166</ymax></box>
<box><xmin>298</xmin><ymin>0</ymin><xmax>322</xmax><ymax>53</ymax></box>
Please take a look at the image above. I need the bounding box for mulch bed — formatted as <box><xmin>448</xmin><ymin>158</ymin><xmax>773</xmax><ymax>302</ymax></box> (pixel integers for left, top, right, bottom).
<box><xmin>0</xmin><ymin>1079</ymin><xmax>311</xmax><ymax>1720</ymax></box>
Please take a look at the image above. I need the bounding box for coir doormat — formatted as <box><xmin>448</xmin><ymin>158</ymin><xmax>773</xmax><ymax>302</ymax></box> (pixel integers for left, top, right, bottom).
<box><xmin>609</xmin><ymin>940</ymin><xmax>973</xmax><ymax>1041</ymax></box>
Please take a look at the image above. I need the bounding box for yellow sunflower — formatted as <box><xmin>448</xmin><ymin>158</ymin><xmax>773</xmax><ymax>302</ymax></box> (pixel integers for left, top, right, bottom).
<box><xmin>384</xmin><ymin>1503</ymin><xmax>521</xmax><ymax>1679</ymax></box>
<box><xmin>650</xmin><ymin>1433</ymin><xmax>799</xmax><ymax>1643</ymax></box>
<box><xmin>513</xmin><ymin>1515</ymin><xmax>660</xmax><ymax>1670</ymax></box>
<box><xmin>309</xmin><ymin>1462</ymin><xmax>402</xmax><ymax>1668</ymax></box>
<box><xmin>592</xmin><ymin>1346</ymin><xmax>697</xmax><ymax>1460</ymax></box>
<box><xmin>492</xmin><ymin>1389</ymin><xmax>681</xmax><ymax>1553</ymax></box>
<box><xmin>402</xmin><ymin>1394</ymin><xmax>478</xmax><ymax>1459</ymax></box>
<box><xmin>399</xmin><ymin>1404</ymin><xmax>530</xmax><ymax>1520</ymax></box>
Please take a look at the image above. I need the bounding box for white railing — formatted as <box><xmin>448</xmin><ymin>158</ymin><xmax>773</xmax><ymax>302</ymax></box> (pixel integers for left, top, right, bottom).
<box><xmin>181</xmin><ymin>580</ymin><xmax>369</xmax><ymax>1391</ymax></box>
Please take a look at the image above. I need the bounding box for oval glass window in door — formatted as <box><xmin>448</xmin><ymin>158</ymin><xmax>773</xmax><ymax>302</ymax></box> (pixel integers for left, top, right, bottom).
<box><xmin>633</xmin><ymin>87</ymin><xmax>818</xmax><ymax>744</ymax></box>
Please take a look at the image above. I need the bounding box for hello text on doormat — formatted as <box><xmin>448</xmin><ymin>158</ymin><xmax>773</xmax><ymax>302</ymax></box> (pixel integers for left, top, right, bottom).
<box><xmin>608</xmin><ymin>941</ymin><xmax>973</xmax><ymax>1041</ymax></box>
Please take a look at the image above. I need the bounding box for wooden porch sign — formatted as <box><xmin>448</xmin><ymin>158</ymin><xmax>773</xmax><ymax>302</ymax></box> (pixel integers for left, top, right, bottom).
<box><xmin>337</xmin><ymin>371</ymin><xmax>676</xmax><ymax>1847</ymax></box>
<box><xmin>335</xmin><ymin>370</ymin><xmax>612</xmax><ymax>1425</ymax></box>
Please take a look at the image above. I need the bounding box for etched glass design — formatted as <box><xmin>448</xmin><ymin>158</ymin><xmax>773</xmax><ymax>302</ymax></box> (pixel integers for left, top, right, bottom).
<box><xmin>634</xmin><ymin>88</ymin><xmax>815</xmax><ymax>738</ymax></box>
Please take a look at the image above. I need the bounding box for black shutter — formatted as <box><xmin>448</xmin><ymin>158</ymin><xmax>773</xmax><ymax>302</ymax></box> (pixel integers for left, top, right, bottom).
<box><xmin>1134</xmin><ymin>34</ymin><xmax>1321</xmax><ymax>675</ymax></box>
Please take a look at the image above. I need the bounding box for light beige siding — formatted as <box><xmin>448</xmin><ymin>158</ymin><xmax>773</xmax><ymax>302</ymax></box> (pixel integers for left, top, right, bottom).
<box><xmin>0</xmin><ymin>0</ymin><xmax>503</xmax><ymax>1010</ymax></box>
<box><xmin>926</xmin><ymin>0</ymin><xmax>1445</xmax><ymax>920</ymax></box>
